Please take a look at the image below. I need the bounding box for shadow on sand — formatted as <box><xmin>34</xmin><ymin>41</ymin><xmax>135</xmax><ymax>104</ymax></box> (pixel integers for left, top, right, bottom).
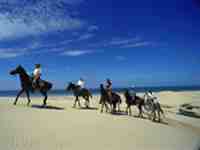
<box><xmin>78</xmin><ymin>107</ymin><xmax>98</xmax><ymax>110</ymax></box>
<box><xmin>111</xmin><ymin>111</ymin><xmax>128</xmax><ymax>116</ymax></box>
<box><xmin>178</xmin><ymin>110</ymin><xmax>200</xmax><ymax>119</ymax></box>
<box><xmin>31</xmin><ymin>104</ymin><xmax>65</xmax><ymax>110</ymax></box>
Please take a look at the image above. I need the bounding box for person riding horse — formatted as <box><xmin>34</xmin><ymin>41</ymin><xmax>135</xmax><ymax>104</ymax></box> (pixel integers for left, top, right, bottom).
<box><xmin>10</xmin><ymin>65</ymin><xmax>52</xmax><ymax>106</ymax></box>
<box><xmin>105</xmin><ymin>78</ymin><xmax>112</xmax><ymax>102</ymax></box>
<box><xmin>76</xmin><ymin>78</ymin><xmax>85</xmax><ymax>90</ymax></box>
<box><xmin>32</xmin><ymin>64</ymin><xmax>42</xmax><ymax>90</ymax></box>
<box><xmin>144</xmin><ymin>91</ymin><xmax>164</xmax><ymax>122</ymax></box>
<box><xmin>144</xmin><ymin>91</ymin><xmax>157</xmax><ymax>103</ymax></box>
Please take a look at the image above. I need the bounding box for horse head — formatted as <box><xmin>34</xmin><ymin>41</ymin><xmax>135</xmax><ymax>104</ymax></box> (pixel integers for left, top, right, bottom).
<box><xmin>100</xmin><ymin>84</ymin><xmax>104</xmax><ymax>90</ymax></box>
<box><xmin>66</xmin><ymin>82</ymin><xmax>74</xmax><ymax>91</ymax></box>
<box><xmin>10</xmin><ymin>65</ymin><xmax>24</xmax><ymax>75</ymax></box>
<box><xmin>124</xmin><ymin>89</ymin><xmax>130</xmax><ymax>99</ymax></box>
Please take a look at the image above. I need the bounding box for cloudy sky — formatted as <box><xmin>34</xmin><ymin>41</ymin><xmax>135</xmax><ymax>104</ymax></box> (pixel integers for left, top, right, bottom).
<box><xmin>0</xmin><ymin>0</ymin><xmax>200</xmax><ymax>90</ymax></box>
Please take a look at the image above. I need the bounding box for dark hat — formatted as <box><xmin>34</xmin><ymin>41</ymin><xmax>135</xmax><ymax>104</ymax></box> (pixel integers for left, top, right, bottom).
<box><xmin>35</xmin><ymin>64</ymin><xmax>41</xmax><ymax>68</ymax></box>
<box><xmin>106</xmin><ymin>78</ymin><xmax>112</xmax><ymax>84</ymax></box>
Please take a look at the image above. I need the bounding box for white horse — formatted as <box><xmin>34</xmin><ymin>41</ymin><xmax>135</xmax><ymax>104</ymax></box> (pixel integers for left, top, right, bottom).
<box><xmin>144</xmin><ymin>92</ymin><xmax>165</xmax><ymax>122</ymax></box>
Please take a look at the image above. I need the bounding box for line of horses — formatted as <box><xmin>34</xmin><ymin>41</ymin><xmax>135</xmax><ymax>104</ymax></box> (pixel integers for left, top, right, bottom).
<box><xmin>10</xmin><ymin>65</ymin><xmax>164</xmax><ymax>122</ymax></box>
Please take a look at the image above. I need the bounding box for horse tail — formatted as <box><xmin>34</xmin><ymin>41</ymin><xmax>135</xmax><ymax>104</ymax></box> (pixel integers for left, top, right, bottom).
<box><xmin>119</xmin><ymin>96</ymin><xmax>122</xmax><ymax>104</ymax></box>
<box><xmin>47</xmin><ymin>82</ymin><xmax>53</xmax><ymax>90</ymax></box>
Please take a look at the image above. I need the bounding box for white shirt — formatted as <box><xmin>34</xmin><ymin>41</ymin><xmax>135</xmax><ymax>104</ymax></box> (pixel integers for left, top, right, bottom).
<box><xmin>145</xmin><ymin>92</ymin><xmax>158</xmax><ymax>103</ymax></box>
<box><xmin>33</xmin><ymin>68</ymin><xmax>41</xmax><ymax>76</ymax></box>
<box><xmin>77</xmin><ymin>80</ymin><xmax>84</xmax><ymax>88</ymax></box>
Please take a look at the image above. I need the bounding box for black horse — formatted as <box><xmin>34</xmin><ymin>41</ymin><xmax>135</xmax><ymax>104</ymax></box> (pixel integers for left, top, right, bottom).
<box><xmin>124</xmin><ymin>90</ymin><xmax>145</xmax><ymax>117</ymax></box>
<box><xmin>10</xmin><ymin>65</ymin><xmax>53</xmax><ymax>106</ymax></box>
<box><xmin>99</xmin><ymin>84</ymin><xmax>122</xmax><ymax>113</ymax></box>
<box><xmin>66</xmin><ymin>82</ymin><xmax>92</xmax><ymax>108</ymax></box>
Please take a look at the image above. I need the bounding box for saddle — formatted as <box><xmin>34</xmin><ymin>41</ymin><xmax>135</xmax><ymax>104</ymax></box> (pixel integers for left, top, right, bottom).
<box><xmin>30</xmin><ymin>77</ymin><xmax>45</xmax><ymax>91</ymax></box>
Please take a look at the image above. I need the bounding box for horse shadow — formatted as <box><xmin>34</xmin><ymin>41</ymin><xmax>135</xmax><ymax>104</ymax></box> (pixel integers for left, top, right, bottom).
<box><xmin>78</xmin><ymin>107</ymin><xmax>98</xmax><ymax>110</ymax></box>
<box><xmin>111</xmin><ymin>110</ymin><xmax>128</xmax><ymax>116</ymax></box>
<box><xmin>31</xmin><ymin>104</ymin><xmax>65</xmax><ymax>110</ymax></box>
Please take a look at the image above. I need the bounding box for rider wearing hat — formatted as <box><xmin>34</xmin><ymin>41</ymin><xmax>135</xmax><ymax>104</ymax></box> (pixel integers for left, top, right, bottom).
<box><xmin>77</xmin><ymin>78</ymin><xmax>85</xmax><ymax>89</ymax></box>
<box><xmin>105</xmin><ymin>78</ymin><xmax>112</xmax><ymax>101</ymax></box>
<box><xmin>32</xmin><ymin>64</ymin><xmax>42</xmax><ymax>89</ymax></box>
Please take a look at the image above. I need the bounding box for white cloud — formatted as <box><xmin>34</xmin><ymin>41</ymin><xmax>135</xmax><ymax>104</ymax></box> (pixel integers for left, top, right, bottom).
<box><xmin>0</xmin><ymin>48</ymin><xmax>26</xmax><ymax>58</ymax></box>
<box><xmin>109</xmin><ymin>37</ymin><xmax>140</xmax><ymax>46</ymax></box>
<box><xmin>78</xmin><ymin>33</ymin><xmax>94</xmax><ymax>40</ymax></box>
<box><xmin>121</xmin><ymin>41</ymin><xmax>153</xmax><ymax>48</ymax></box>
<box><xmin>88</xmin><ymin>25</ymin><xmax>99</xmax><ymax>32</ymax></box>
<box><xmin>115</xmin><ymin>55</ymin><xmax>126</xmax><ymax>61</ymax></box>
<box><xmin>0</xmin><ymin>0</ymin><xmax>84</xmax><ymax>6</ymax></box>
<box><xmin>0</xmin><ymin>0</ymin><xmax>86</xmax><ymax>40</ymax></box>
<box><xmin>61</xmin><ymin>50</ymin><xmax>94</xmax><ymax>56</ymax></box>
<box><xmin>0</xmin><ymin>14</ymin><xmax>85</xmax><ymax>40</ymax></box>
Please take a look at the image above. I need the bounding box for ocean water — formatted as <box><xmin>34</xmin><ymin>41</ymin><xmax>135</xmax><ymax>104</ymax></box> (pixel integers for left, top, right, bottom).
<box><xmin>0</xmin><ymin>86</ymin><xmax>200</xmax><ymax>97</ymax></box>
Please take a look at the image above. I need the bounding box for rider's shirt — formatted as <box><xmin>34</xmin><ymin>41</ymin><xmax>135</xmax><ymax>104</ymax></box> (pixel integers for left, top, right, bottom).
<box><xmin>145</xmin><ymin>92</ymin><xmax>158</xmax><ymax>102</ymax></box>
<box><xmin>77</xmin><ymin>80</ymin><xmax>84</xmax><ymax>88</ymax></box>
<box><xmin>33</xmin><ymin>68</ymin><xmax>41</xmax><ymax>77</ymax></box>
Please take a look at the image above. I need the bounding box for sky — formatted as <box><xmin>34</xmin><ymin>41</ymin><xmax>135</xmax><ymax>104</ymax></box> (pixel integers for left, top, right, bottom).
<box><xmin>0</xmin><ymin>0</ymin><xmax>200</xmax><ymax>90</ymax></box>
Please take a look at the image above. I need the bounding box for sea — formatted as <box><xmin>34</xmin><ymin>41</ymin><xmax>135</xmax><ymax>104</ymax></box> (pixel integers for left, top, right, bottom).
<box><xmin>0</xmin><ymin>86</ymin><xmax>200</xmax><ymax>97</ymax></box>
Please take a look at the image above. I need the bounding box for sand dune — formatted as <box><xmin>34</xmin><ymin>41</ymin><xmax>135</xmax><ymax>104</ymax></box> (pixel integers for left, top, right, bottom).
<box><xmin>0</xmin><ymin>91</ymin><xmax>200</xmax><ymax>150</ymax></box>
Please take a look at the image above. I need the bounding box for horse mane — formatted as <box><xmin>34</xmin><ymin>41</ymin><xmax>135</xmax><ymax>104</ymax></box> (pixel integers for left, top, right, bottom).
<box><xmin>18</xmin><ymin>65</ymin><xmax>30</xmax><ymax>79</ymax></box>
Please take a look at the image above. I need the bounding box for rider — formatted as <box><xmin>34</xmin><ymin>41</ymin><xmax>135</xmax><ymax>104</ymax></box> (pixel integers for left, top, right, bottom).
<box><xmin>32</xmin><ymin>64</ymin><xmax>42</xmax><ymax>89</ymax></box>
<box><xmin>105</xmin><ymin>78</ymin><xmax>112</xmax><ymax>101</ymax></box>
<box><xmin>144</xmin><ymin>91</ymin><xmax>157</xmax><ymax>102</ymax></box>
<box><xmin>77</xmin><ymin>78</ymin><xmax>85</xmax><ymax>90</ymax></box>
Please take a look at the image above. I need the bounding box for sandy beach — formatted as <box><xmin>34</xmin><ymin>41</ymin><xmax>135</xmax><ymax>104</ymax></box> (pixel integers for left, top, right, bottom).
<box><xmin>0</xmin><ymin>91</ymin><xmax>200</xmax><ymax>150</ymax></box>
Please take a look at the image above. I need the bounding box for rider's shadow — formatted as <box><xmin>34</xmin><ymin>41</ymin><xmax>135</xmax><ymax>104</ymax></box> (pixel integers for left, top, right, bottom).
<box><xmin>31</xmin><ymin>104</ymin><xmax>65</xmax><ymax>110</ymax></box>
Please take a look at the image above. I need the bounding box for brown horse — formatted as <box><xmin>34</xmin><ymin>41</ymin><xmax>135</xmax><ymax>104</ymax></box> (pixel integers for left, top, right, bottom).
<box><xmin>99</xmin><ymin>84</ymin><xmax>122</xmax><ymax>113</ymax></box>
<box><xmin>66</xmin><ymin>82</ymin><xmax>92</xmax><ymax>108</ymax></box>
<box><xmin>10</xmin><ymin>65</ymin><xmax>52</xmax><ymax>106</ymax></box>
<box><xmin>124</xmin><ymin>90</ymin><xmax>144</xmax><ymax>117</ymax></box>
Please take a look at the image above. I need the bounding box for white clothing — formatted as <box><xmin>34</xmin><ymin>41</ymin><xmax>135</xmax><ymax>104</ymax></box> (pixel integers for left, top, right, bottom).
<box><xmin>145</xmin><ymin>92</ymin><xmax>158</xmax><ymax>103</ymax></box>
<box><xmin>77</xmin><ymin>80</ymin><xmax>85</xmax><ymax>88</ymax></box>
<box><xmin>33</xmin><ymin>68</ymin><xmax>41</xmax><ymax>76</ymax></box>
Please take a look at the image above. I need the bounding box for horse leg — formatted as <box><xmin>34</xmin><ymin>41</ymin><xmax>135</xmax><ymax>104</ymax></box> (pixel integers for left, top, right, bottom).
<box><xmin>25</xmin><ymin>90</ymin><xmax>31</xmax><ymax>106</ymax></box>
<box><xmin>138</xmin><ymin>104</ymin><xmax>143</xmax><ymax>118</ymax></box>
<box><xmin>105</xmin><ymin>103</ymin><xmax>109</xmax><ymax>113</ymax></box>
<box><xmin>13</xmin><ymin>89</ymin><xmax>24</xmax><ymax>105</ymax></box>
<box><xmin>84</xmin><ymin>96</ymin><xmax>89</xmax><ymax>108</ymax></box>
<box><xmin>73</xmin><ymin>96</ymin><xmax>78</xmax><ymax>108</ymax></box>
<box><xmin>77</xmin><ymin>96</ymin><xmax>81</xmax><ymax>108</ymax></box>
<box><xmin>41</xmin><ymin>91</ymin><xmax>47</xmax><ymax>106</ymax></box>
<box><xmin>158</xmin><ymin>109</ymin><xmax>161</xmax><ymax>122</ymax></box>
<box><xmin>125</xmin><ymin>105</ymin><xmax>128</xmax><ymax>114</ymax></box>
<box><xmin>117</xmin><ymin>103</ymin><xmax>121</xmax><ymax>112</ymax></box>
<box><xmin>100</xmin><ymin>103</ymin><xmax>104</xmax><ymax>113</ymax></box>
<box><xmin>129</xmin><ymin>106</ymin><xmax>132</xmax><ymax>116</ymax></box>
<box><xmin>152</xmin><ymin>107</ymin><xmax>156</xmax><ymax>121</ymax></box>
<box><xmin>113</xmin><ymin>103</ymin><xmax>116</xmax><ymax>113</ymax></box>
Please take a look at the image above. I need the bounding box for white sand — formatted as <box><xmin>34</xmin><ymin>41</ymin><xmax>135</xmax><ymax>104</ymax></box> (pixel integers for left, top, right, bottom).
<box><xmin>0</xmin><ymin>91</ymin><xmax>200</xmax><ymax>150</ymax></box>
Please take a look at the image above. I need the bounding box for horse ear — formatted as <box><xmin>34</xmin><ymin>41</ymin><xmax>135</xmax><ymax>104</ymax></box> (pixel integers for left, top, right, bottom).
<box><xmin>17</xmin><ymin>65</ymin><xmax>22</xmax><ymax>68</ymax></box>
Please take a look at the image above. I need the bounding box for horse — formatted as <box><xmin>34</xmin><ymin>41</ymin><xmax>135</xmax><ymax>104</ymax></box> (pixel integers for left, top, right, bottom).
<box><xmin>99</xmin><ymin>84</ymin><xmax>110</xmax><ymax>113</ymax></box>
<box><xmin>99</xmin><ymin>84</ymin><xmax>122</xmax><ymax>113</ymax></box>
<box><xmin>66</xmin><ymin>82</ymin><xmax>92</xmax><ymax>108</ymax></box>
<box><xmin>143</xmin><ymin>94</ymin><xmax>165</xmax><ymax>122</ymax></box>
<box><xmin>123</xmin><ymin>90</ymin><xmax>145</xmax><ymax>117</ymax></box>
<box><xmin>10</xmin><ymin>65</ymin><xmax>53</xmax><ymax>106</ymax></box>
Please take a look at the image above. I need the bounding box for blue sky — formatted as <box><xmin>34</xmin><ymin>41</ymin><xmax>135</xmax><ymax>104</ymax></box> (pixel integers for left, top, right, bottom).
<box><xmin>0</xmin><ymin>0</ymin><xmax>200</xmax><ymax>90</ymax></box>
